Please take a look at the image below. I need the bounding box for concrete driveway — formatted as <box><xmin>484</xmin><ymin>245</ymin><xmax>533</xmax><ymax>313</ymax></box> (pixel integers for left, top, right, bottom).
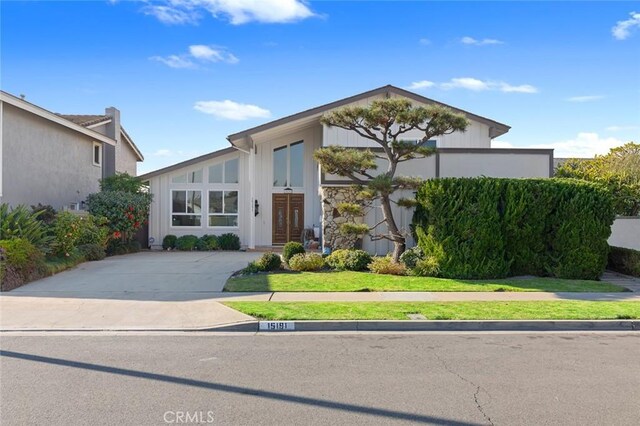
<box><xmin>0</xmin><ymin>251</ymin><xmax>261</xmax><ymax>331</ymax></box>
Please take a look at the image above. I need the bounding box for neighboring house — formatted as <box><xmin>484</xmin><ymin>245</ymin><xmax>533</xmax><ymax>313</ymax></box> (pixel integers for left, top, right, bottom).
<box><xmin>140</xmin><ymin>85</ymin><xmax>554</xmax><ymax>253</ymax></box>
<box><xmin>0</xmin><ymin>91</ymin><xmax>143</xmax><ymax>210</ymax></box>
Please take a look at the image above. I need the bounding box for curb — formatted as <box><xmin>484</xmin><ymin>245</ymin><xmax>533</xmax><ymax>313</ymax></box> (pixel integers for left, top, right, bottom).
<box><xmin>209</xmin><ymin>320</ymin><xmax>640</xmax><ymax>332</ymax></box>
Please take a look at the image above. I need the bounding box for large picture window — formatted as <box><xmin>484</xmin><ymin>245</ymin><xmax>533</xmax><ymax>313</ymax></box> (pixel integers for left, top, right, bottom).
<box><xmin>273</xmin><ymin>141</ymin><xmax>303</xmax><ymax>187</ymax></box>
<box><xmin>172</xmin><ymin>169</ymin><xmax>202</xmax><ymax>184</ymax></box>
<box><xmin>172</xmin><ymin>190</ymin><xmax>202</xmax><ymax>226</ymax></box>
<box><xmin>208</xmin><ymin>190</ymin><xmax>238</xmax><ymax>227</ymax></box>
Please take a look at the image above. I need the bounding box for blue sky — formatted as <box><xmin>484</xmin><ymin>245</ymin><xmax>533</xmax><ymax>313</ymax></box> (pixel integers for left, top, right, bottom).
<box><xmin>2</xmin><ymin>1</ymin><xmax>639</xmax><ymax>174</ymax></box>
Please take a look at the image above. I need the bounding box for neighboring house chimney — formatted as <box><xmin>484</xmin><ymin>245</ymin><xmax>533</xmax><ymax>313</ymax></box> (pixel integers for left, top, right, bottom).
<box><xmin>102</xmin><ymin>107</ymin><xmax>120</xmax><ymax>178</ymax></box>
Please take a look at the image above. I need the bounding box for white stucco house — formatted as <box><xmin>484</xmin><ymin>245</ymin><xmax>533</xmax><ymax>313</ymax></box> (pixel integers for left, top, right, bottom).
<box><xmin>0</xmin><ymin>91</ymin><xmax>143</xmax><ymax>210</ymax></box>
<box><xmin>140</xmin><ymin>85</ymin><xmax>553</xmax><ymax>253</ymax></box>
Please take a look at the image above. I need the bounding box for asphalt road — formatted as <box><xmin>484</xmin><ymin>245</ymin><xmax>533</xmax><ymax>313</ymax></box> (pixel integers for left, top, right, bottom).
<box><xmin>1</xmin><ymin>332</ymin><xmax>639</xmax><ymax>425</ymax></box>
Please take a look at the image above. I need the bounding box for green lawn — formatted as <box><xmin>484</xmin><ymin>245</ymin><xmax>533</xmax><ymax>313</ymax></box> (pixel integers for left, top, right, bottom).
<box><xmin>224</xmin><ymin>271</ymin><xmax>626</xmax><ymax>293</ymax></box>
<box><xmin>224</xmin><ymin>301</ymin><xmax>640</xmax><ymax>321</ymax></box>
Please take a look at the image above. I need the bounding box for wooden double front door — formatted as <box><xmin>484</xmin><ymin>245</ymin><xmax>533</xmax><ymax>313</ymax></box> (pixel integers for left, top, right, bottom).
<box><xmin>272</xmin><ymin>193</ymin><xmax>304</xmax><ymax>245</ymax></box>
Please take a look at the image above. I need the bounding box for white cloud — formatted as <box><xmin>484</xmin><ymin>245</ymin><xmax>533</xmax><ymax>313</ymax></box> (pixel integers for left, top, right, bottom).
<box><xmin>441</xmin><ymin>77</ymin><xmax>490</xmax><ymax>91</ymax></box>
<box><xmin>407</xmin><ymin>80</ymin><xmax>436</xmax><ymax>90</ymax></box>
<box><xmin>460</xmin><ymin>36</ymin><xmax>504</xmax><ymax>46</ymax></box>
<box><xmin>612</xmin><ymin>11</ymin><xmax>640</xmax><ymax>40</ymax></box>
<box><xmin>566</xmin><ymin>95</ymin><xmax>605</xmax><ymax>102</ymax></box>
<box><xmin>194</xmin><ymin>100</ymin><xmax>271</xmax><ymax>120</ymax></box>
<box><xmin>149</xmin><ymin>54</ymin><xmax>195</xmax><ymax>69</ymax></box>
<box><xmin>606</xmin><ymin>125</ymin><xmax>639</xmax><ymax>132</ymax></box>
<box><xmin>143</xmin><ymin>0</ymin><xmax>316</xmax><ymax>25</ymax></box>
<box><xmin>143</xmin><ymin>5</ymin><xmax>200</xmax><ymax>25</ymax></box>
<box><xmin>419</xmin><ymin>38</ymin><xmax>431</xmax><ymax>45</ymax></box>
<box><xmin>494</xmin><ymin>133</ymin><xmax>627</xmax><ymax>157</ymax></box>
<box><xmin>151</xmin><ymin>45</ymin><xmax>238</xmax><ymax>69</ymax></box>
<box><xmin>499</xmin><ymin>83</ymin><xmax>538</xmax><ymax>93</ymax></box>
<box><xmin>188</xmin><ymin>45</ymin><xmax>239</xmax><ymax>63</ymax></box>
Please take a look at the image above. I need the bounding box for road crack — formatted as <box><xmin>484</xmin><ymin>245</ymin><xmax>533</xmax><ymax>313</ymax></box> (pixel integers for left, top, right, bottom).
<box><xmin>434</xmin><ymin>352</ymin><xmax>494</xmax><ymax>426</ymax></box>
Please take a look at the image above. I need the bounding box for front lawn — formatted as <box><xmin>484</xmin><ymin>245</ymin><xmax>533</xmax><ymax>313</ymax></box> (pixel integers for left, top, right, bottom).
<box><xmin>224</xmin><ymin>301</ymin><xmax>640</xmax><ymax>321</ymax></box>
<box><xmin>224</xmin><ymin>271</ymin><xmax>626</xmax><ymax>293</ymax></box>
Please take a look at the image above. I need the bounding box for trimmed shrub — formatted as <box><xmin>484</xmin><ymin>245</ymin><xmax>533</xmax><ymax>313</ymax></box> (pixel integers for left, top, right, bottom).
<box><xmin>254</xmin><ymin>252</ymin><xmax>282</xmax><ymax>272</ymax></box>
<box><xmin>175</xmin><ymin>235</ymin><xmax>199</xmax><ymax>251</ymax></box>
<box><xmin>413</xmin><ymin>178</ymin><xmax>615</xmax><ymax>280</ymax></box>
<box><xmin>289</xmin><ymin>253</ymin><xmax>325</xmax><ymax>271</ymax></box>
<box><xmin>608</xmin><ymin>246</ymin><xmax>640</xmax><ymax>277</ymax></box>
<box><xmin>78</xmin><ymin>243</ymin><xmax>106</xmax><ymax>261</ymax></box>
<box><xmin>399</xmin><ymin>246</ymin><xmax>424</xmax><ymax>270</ymax></box>
<box><xmin>282</xmin><ymin>241</ymin><xmax>305</xmax><ymax>264</ymax></box>
<box><xmin>162</xmin><ymin>234</ymin><xmax>177</xmax><ymax>250</ymax></box>
<box><xmin>368</xmin><ymin>256</ymin><xmax>406</xmax><ymax>275</ymax></box>
<box><xmin>196</xmin><ymin>234</ymin><xmax>219</xmax><ymax>251</ymax></box>
<box><xmin>0</xmin><ymin>204</ymin><xmax>52</xmax><ymax>250</ymax></box>
<box><xmin>218</xmin><ymin>233</ymin><xmax>241</xmax><ymax>250</ymax></box>
<box><xmin>412</xmin><ymin>256</ymin><xmax>441</xmax><ymax>277</ymax></box>
<box><xmin>326</xmin><ymin>249</ymin><xmax>372</xmax><ymax>271</ymax></box>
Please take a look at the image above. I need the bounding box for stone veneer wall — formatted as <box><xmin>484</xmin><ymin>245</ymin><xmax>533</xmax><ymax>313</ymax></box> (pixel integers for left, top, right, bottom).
<box><xmin>320</xmin><ymin>186</ymin><xmax>366</xmax><ymax>250</ymax></box>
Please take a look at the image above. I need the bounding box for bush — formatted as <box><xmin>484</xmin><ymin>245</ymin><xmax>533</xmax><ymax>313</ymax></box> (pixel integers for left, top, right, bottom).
<box><xmin>0</xmin><ymin>238</ymin><xmax>46</xmax><ymax>291</ymax></box>
<box><xmin>77</xmin><ymin>215</ymin><xmax>110</xmax><ymax>249</ymax></box>
<box><xmin>218</xmin><ymin>233</ymin><xmax>240</xmax><ymax>250</ymax></box>
<box><xmin>399</xmin><ymin>246</ymin><xmax>424</xmax><ymax>270</ymax></box>
<box><xmin>326</xmin><ymin>249</ymin><xmax>372</xmax><ymax>271</ymax></box>
<box><xmin>175</xmin><ymin>235</ymin><xmax>199</xmax><ymax>251</ymax></box>
<box><xmin>86</xmin><ymin>190</ymin><xmax>152</xmax><ymax>242</ymax></box>
<box><xmin>78</xmin><ymin>243</ymin><xmax>106</xmax><ymax>261</ymax></box>
<box><xmin>196</xmin><ymin>234</ymin><xmax>219</xmax><ymax>251</ymax></box>
<box><xmin>100</xmin><ymin>172</ymin><xmax>146</xmax><ymax>193</ymax></box>
<box><xmin>413</xmin><ymin>178</ymin><xmax>615</xmax><ymax>280</ymax></box>
<box><xmin>107</xmin><ymin>239</ymin><xmax>141</xmax><ymax>256</ymax></box>
<box><xmin>0</xmin><ymin>204</ymin><xmax>52</xmax><ymax>250</ymax></box>
<box><xmin>282</xmin><ymin>241</ymin><xmax>305</xmax><ymax>264</ymax></box>
<box><xmin>254</xmin><ymin>252</ymin><xmax>282</xmax><ymax>272</ymax></box>
<box><xmin>51</xmin><ymin>212</ymin><xmax>84</xmax><ymax>257</ymax></box>
<box><xmin>289</xmin><ymin>253</ymin><xmax>325</xmax><ymax>271</ymax></box>
<box><xmin>31</xmin><ymin>204</ymin><xmax>57</xmax><ymax>225</ymax></box>
<box><xmin>162</xmin><ymin>234</ymin><xmax>177</xmax><ymax>250</ymax></box>
<box><xmin>368</xmin><ymin>256</ymin><xmax>406</xmax><ymax>275</ymax></box>
<box><xmin>608</xmin><ymin>246</ymin><xmax>640</xmax><ymax>277</ymax></box>
<box><xmin>412</xmin><ymin>256</ymin><xmax>441</xmax><ymax>277</ymax></box>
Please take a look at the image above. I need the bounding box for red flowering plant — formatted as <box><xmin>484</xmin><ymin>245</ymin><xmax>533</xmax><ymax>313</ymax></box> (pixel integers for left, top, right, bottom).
<box><xmin>86</xmin><ymin>189</ymin><xmax>152</xmax><ymax>243</ymax></box>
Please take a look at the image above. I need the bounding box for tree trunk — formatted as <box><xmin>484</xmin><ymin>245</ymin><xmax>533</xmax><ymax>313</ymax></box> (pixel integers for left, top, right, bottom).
<box><xmin>379</xmin><ymin>194</ymin><xmax>405</xmax><ymax>262</ymax></box>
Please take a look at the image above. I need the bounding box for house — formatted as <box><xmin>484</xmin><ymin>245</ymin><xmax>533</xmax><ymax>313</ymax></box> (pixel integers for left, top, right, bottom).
<box><xmin>140</xmin><ymin>85</ymin><xmax>553</xmax><ymax>254</ymax></box>
<box><xmin>0</xmin><ymin>91</ymin><xmax>143</xmax><ymax>210</ymax></box>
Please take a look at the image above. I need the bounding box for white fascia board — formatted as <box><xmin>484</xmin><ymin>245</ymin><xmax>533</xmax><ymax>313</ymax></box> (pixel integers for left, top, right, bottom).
<box><xmin>0</xmin><ymin>92</ymin><xmax>116</xmax><ymax>146</ymax></box>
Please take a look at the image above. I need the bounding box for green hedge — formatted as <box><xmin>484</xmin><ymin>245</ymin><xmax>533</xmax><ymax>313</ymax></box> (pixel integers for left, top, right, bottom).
<box><xmin>413</xmin><ymin>178</ymin><xmax>615</xmax><ymax>280</ymax></box>
<box><xmin>608</xmin><ymin>246</ymin><xmax>640</xmax><ymax>277</ymax></box>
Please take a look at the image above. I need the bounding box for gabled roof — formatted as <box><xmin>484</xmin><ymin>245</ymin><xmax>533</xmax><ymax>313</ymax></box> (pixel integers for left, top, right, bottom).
<box><xmin>58</xmin><ymin>114</ymin><xmax>144</xmax><ymax>162</ymax></box>
<box><xmin>227</xmin><ymin>84</ymin><xmax>511</xmax><ymax>148</ymax></box>
<box><xmin>0</xmin><ymin>91</ymin><xmax>115</xmax><ymax>145</ymax></box>
<box><xmin>138</xmin><ymin>147</ymin><xmax>237</xmax><ymax>181</ymax></box>
<box><xmin>57</xmin><ymin>114</ymin><xmax>111</xmax><ymax>127</ymax></box>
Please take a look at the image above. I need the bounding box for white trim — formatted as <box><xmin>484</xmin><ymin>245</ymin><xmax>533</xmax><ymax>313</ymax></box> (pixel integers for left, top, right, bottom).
<box><xmin>0</xmin><ymin>92</ymin><xmax>116</xmax><ymax>146</ymax></box>
<box><xmin>206</xmin><ymin>189</ymin><xmax>239</xmax><ymax>228</ymax></box>
<box><xmin>92</xmin><ymin>142</ymin><xmax>102</xmax><ymax>167</ymax></box>
<box><xmin>120</xmin><ymin>127</ymin><xmax>144</xmax><ymax>161</ymax></box>
<box><xmin>86</xmin><ymin>119</ymin><xmax>112</xmax><ymax>129</ymax></box>
<box><xmin>248</xmin><ymin>147</ymin><xmax>256</xmax><ymax>249</ymax></box>
<box><xmin>170</xmin><ymin>189</ymin><xmax>203</xmax><ymax>228</ymax></box>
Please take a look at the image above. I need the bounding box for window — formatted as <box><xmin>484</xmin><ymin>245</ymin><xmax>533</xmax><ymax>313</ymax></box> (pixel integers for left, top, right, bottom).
<box><xmin>171</xmin><ymin>190</ymin><xmax>202</xmax><ymax>226</ymax></box>
<box><xmin>172</xmin><ymin>169</ymin><xmax>202</xmax><ymax>184</ymax></box>
<box><xmin>208</xmin><ymin>190</ymin><xmax>238</xmax><ymax>227</ymax></box>
<box><xmin>273</xmin><ymin>141</ymin><xmax>303</xmax><ymax>187</ymax></box>
<box><xmin>208</xmin><ymin>158</ymin><xmax>239</xmax><ymax>184</ymax></box>
<box><xmin>418</xmin><ymin>139</ymin><xmax>437</xmax><ymax>148</ymax></box>
<box><xmin>92</xmin><ymin>142</ymin><xmax>102</xmax><ymax>166</ymax></box>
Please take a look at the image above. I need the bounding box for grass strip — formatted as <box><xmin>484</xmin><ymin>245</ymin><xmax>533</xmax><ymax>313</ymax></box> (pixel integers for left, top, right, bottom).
<box><xmin>223</xmin><ymin>301</ymin><xmax>640</xmax><ymax>321</ymax></box>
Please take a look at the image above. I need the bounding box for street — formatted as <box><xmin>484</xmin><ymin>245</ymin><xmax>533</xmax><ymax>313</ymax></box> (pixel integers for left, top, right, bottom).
<box><xmin>1</xmin><ymin>332</ymin><xmax>639</xmax><ymax>425</ymax></box>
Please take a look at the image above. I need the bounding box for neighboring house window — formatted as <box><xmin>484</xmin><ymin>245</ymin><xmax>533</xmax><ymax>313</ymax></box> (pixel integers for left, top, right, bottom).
<box><xmin>93</xmin><ymin>142</ymin><xmax>102</xmax><ymax>166</ymax></box>
<box><xmin>172</xmin><ymin>190</ymin><xmax>202</xmax><ymax>226</ymax></box>
<box><xmin>273</xmin><ymin>141</ymin><xmax>303</xmax><ymax>187</ymax></box>
<box><xmin>418</xmin><ymin>139</ymin><xmax>437</xmax><ymax>148</ymax></box>
<box><xmin>172</xmin><ymin>169</ymin><xmax>203</xmax><ymax>184</ymax></box>
<box><xmin>208</xmin><ymin>158</ymin><xmax>239</xmax><ymax>184</ymax></box>
<box><xmin>208</xmin><ymin>190</ymin><xmax>238</xmax><ymax>227</ymax></box>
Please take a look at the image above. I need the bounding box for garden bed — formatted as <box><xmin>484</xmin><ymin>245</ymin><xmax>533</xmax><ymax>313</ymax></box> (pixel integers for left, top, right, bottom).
<box><xmin>224</xmin><ymin>271</ymin><xmax>626</xmax><ymax>293</ymax></box>
<box><xmin>223</xmin><ymin>301</ymin><xmax>640</xmax><ymax>321</ymax></box>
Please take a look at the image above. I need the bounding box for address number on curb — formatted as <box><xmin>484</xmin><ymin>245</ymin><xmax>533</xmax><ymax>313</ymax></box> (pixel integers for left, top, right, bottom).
<box><xmin>259</xmin><ymin>321</ymin><xmax>295</xmax><ymax>331</ymax></box>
